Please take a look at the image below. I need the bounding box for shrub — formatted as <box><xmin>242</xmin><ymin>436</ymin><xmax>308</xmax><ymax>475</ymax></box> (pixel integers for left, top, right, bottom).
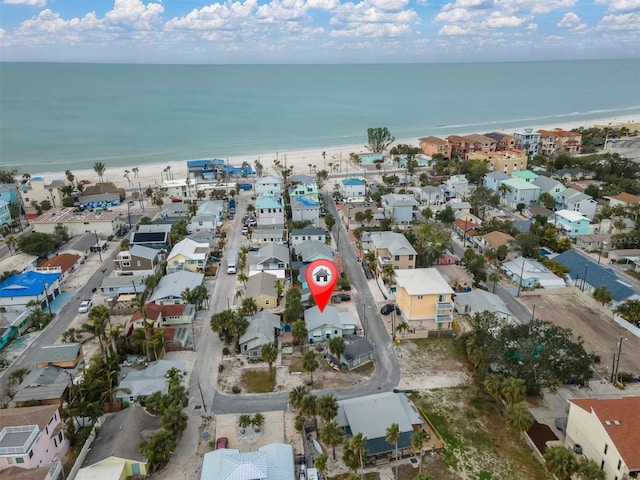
<box><xmin>218</xmin><ymin>364</ymin><xmax>224</xmax><ymax>373</ymax></box>
<box><xmin>222</xmin><ymin>346</ymin><xmax>230</xmax><ymax>355</ymax></box>
<box><xmin>232</xmin><ymin>385</ymin><xmax>241</xmax><ymax>394</ymax></box>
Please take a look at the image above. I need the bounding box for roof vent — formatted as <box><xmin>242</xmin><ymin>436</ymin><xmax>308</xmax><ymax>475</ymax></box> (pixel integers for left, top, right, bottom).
<box><xmin>613</xmin><ymin>420</ymin><xmax>621</xmax><ymax>426</ymax></box>
<box><xmin>605</xmin><ymin>420</ymin><xmax>611</xmax><ymax>426</ymax></box>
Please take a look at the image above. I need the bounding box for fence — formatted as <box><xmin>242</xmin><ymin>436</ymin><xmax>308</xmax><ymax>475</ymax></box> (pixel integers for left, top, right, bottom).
<box><xmin>67</xmin><ymin>423</ymin><xmax>99</xmax><ymax>480</ymax></box>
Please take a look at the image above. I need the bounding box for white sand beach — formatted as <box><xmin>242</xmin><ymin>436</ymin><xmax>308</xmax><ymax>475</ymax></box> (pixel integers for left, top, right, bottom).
<box><xmin>30</xmin><ymin>113</ymin><xmax>640</xmax><ymax>191</ymax></box>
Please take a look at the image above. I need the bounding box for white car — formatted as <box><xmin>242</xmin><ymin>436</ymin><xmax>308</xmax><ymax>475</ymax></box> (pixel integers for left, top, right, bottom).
<box><xmin>78</xmin><ymin>300</ymin><xmax>92</xmax><ymax>313</ymax></box>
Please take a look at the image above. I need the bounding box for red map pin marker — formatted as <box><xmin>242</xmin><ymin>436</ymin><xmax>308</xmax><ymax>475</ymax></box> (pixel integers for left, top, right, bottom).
<box><xmin>305</xmin><ymin>259</ymin><xmax>338</xmax><ymax>312</ymax></box>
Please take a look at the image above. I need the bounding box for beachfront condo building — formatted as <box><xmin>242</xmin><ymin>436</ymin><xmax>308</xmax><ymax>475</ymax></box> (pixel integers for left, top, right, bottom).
<box><xmin>512</xmin><ymin>128</ymin><xmax>541</xmax><ymax>156</ymax></box>
<box><xmin>485</xmin><ymin>132</ymin><xmax>519</xmax><ymax>151</ymax></box>
<box><xmin>464</xmin><ymin>134</ymin><xmax>497</xmax><ymax>153</ymax></box>
<box><xmin>446</xmin><ymin>135</ymin><xmax>474</xmax><ymax>160</ymax></box>
<box><xmin>18</xmin><ymin>176</ymin><xmax>66</xmax><ymax>215</ymax></box>
<box><xmin>537</xmin><ymin>129</ymin><xmax>582</xmax><ymax>155</ymax></box>
<box><xmin>418</xmin><ymin>136</ymin><xmax>451</xmax><ymax>158</ymax></box>
<box><xmin>468</xmin><ymin>149</ymin><xmax>528</xmax><ymax>175</ymax></box>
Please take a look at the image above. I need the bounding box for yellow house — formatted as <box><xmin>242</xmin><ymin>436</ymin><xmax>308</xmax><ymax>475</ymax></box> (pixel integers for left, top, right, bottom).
<box><xmin>469</xmin><ymin>150</ymin><xmax>528</xmax><ymax>175</ymax></box>
<box><xmin>245</xmin><ymin>272</ymin><xmax>279</xmax><ymax>309</ymax></box>
<box><xmin>75</xmin><ymin>406</ymin><xmax>159</xmax><ymax>479</ymax></box>
<box><xmin>370</xmin><ymin>231</ymin><xmax>417</xmax><ymax>270</ymax></box>
<box><xmin>565</xmin><ymin>397</ymin><xmax>640</xmax><ymax>480</ymax></box>
<box><xmin>394</xmin><ymin>268</ymin><xmax>455</xmax><ymax>333</ymax></box>
<box><xmin>166</xmin><ymin>238</ymin><xmax>210</xmax><ymax>273</ymax></box>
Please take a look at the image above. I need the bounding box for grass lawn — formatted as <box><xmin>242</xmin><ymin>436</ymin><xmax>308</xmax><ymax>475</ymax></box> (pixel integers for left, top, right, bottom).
<box><xmin>415</xmin><ymin>387</ymin><xmax>551</xmax><ymax>480</ymax></box>
<box><xmin>350</xmin><ymin>361</ymin><xmax>374</xmax><ymax>375</ymax></box>
<box><xmin>241</xmin><ymin>369</ymin><xmax>275</xmax><ymax>393</ymax></box>
<box><xmin>289</xmin><ymin>355</ymin><xmax>304</xmax><ymax>373</ymax></box>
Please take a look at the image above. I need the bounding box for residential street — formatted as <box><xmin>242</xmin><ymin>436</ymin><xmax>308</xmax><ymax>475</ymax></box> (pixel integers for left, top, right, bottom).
<box><xmin>209</xmin><ymin>192</ymin><xmax>401</xmax><ymax>414</ymax></box>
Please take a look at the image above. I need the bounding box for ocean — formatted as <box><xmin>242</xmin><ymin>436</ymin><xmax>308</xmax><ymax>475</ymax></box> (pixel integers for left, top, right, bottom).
<box><xmin>1</xmin><ymin>60</ymin><xmax>639</xmax><ymax>174</ymax></box>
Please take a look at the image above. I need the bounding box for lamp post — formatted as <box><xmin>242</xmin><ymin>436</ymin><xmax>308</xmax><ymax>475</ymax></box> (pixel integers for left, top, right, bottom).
<box><xmin>127</xmin><ymin>200</ymin><xmax>134</xmax><ymax>230</ymax></box>
<box><xmin>613</xmin><ymin>336</ymin><xmax>627</xmax><ymax>385</ymax></box>
<box><xmin>94</xmin><ymin>230</ymin><xmax>102</xmax><ymax>263</ymax></box>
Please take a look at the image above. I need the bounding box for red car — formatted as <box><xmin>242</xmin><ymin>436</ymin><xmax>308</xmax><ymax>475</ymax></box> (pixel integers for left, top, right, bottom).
<box><xmin>216</xmin><ymin>437</ymin><xmax>228</xmax><ymax>449</ymax></box>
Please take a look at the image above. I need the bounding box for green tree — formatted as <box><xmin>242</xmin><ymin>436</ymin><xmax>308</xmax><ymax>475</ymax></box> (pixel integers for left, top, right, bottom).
<box><xmin>314</xmin><ymin>453</ymin><xmax>328</xmax><ymax>477</ymax></box>
<box><xmin>412</xmin><ymin>222</ymin><xmax>451</xmax><ymax>266</ymax></box>
<box><xmin>4</xmin><ymin>235</ymin><xmax>17</xmax><ymax>255</ymax></box>
<box><xmin>289</xmin><ymin>385</ymin><xmax>310</xmax><ymax>414</ymax></box>
<box><xmin>320</xmin><ymin>420</ymin><xmax>344</xmax><ymax>460</ymax></box>
<box><xmin>614</xmin><ymin>299</ymin><xmax>640</xmax><ymax>326</ymax></box>
<box><xmin>93</xmin><ymin>162</ymin><xmax>106</xmax><ymax>183</ymax></box>
<box><xmin>291</xmin><ymin>320</ymin><xmax>308</xmax><ymax>352</ymax></box>
<box><xmin>539</xmin><ymin>192</ymin><xmax>556</xmax><ymax>209</ymax></box>
<box><xmin>210</xmin><ymin>309</ymin><xmax>248</xmax><ymax>346</ymax></box>
<box><xmin>504</xmin><ymin>402</ymin><xmax>534</xmax><ymax>432</ymax></box>
<box><xmin>260</xmin><ymin>342</ymin><xmax>278</xmax><ymax>378</ymax></box>
<box><xmin>543</xmin><ymin>445</ymin><xmax>578</xmax><ymax>480</ymax></box>
<box><xmin>386</xmin><ymin>422</ymin><xmax>401</xmax><ymax>480</ymax></box>
<box><xmin>238</xmin><ymin>414</ymin><xmax>252</xmax><ymax>428</ymax></box>
<box><xmin>18</xmin><ymin>232</ymin><xmax>58</xmax><ymax>257</ymax></box>
<box><xmin>435</xmin><ymin>205</ymin><xmax>455</xmax><ymax>223</ymax></box>
<box><xmin>488</xmin><ymin>272</ymin><xmax>500</xmax><ymax>293</ymax></box>
<box><xmin>593</xmin><ymin>285</ymin><xmax>612</xmax><ymax>306</ymax></box>
<box><xmin>512</xmin><ymin>232</ymin><xmax>541</xmax><ymax>258</ymax></box>
<box><xmin>501</xmin><ymin>377</ymin><xmax>526</xmax><ymax>404</ymax></box>
<box><xmin>366</xmin><ymin>127</ymin><xmax>395</xmax><ymax>153</ymax></box>
<box><xmin>576</xmin><ymin>458</ymin><xmax>606</xmax><ymax>480</ymax></box>
<box><xmin>346</xmin><ymin>432</ymin><xmax>367</xmax><ymax>480</ymax></box>
<box><xmin>302</xmin><ymin>350</ymin><xmax>319</xmax><ymax>385</ymax></box>
<box><xmin>469</xmin><ymin>186</ymin><xmax>500</xmax><ymax>219</ymax></box>
<box><xmin>316</xmin><ymin>394</ymin><xmax>338</xmax><ymax>425</ymax></box>
<box><xmin>328</xmin><ymin>336</ymin><xmax>346</xmax><ymax>367</ymax></box>
<box><xmin>239</xmin><ymin>297</ymin><xmax>258</xmax><ymax>316</ymax></box>
<box><xmin>324</xmin><ymin>212</ymin><xmax>336</xmax><ymax>232</ymax></box>
<box><xmin>483</xmin><ymin>373</ymin><xmax>504</xmax><ymax>407</ymax></box>
<box><xmin>285</xmin><ymin>288</ymin><xmax>304</xmax><ymax>324</ymax></box>
<box><xmin>411</xmin><ymin>430</ymin><xmax>428</xmax><ymax>474</ymax></box>
<box><xmin>140</xmin><ymin>429</ymin><xmax>176</xmax><ymax>472</ymax></box>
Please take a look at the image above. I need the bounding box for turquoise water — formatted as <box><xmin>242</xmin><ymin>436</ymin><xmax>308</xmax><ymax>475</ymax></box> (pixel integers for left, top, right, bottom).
<box><xmin>1</xmin><ymin>60</ymin><xmax>639</xmax><ymax>174</ymax></box>
<box><xmin>359</xmin><ymin>154</ymin><xmax>384</xmax><ymax>164</ymax></box>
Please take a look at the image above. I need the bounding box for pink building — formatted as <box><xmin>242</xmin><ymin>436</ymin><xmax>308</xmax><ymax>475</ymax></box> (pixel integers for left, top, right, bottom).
<box><xmin>433</xmin><ymin>251</ymin><xmax>458</xmax><ymax>266</ymax></box>
<box><xmin>0</xmin><ymin>405</ymin><xmax>67</xmax><ymax>476</ymax></box>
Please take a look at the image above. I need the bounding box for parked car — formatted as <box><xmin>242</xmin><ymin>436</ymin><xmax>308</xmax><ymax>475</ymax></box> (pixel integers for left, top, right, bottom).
<box><xmin>380</xmin><ymin>304</ymin><xmax>400</xmax><ymax>315</ymax></box>
<box><xmin>78</xmin><ymin>299</ymin><xmax>92</xmax><ymax>313</ymax></box>
<box><xmin>332</xmin><ymin>293</ymin><xmax>351</xmax><ymax>302</ymax></box>
<box><xmin>242</xmin><ymin>226</ymin><xmax>249</xmax><ymax>235</ymax></box>
<box><xmin>216</xmin><ymin>437</ymin><xmax>228</xmax><ymax>449</ymax></box>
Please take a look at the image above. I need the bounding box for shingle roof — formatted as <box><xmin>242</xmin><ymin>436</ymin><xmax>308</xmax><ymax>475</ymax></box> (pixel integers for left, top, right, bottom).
<box><xmin>296</xmin><ymin>240</ymin><xmax>334</xmax><ymax>263</ymax></box>
<box><xmin>419</xmin><ymin>136</ymin><xmax>447</xmax><ymax>144</ymax></box>
<box><xmin>34</xmin><ymin>343</ymin><xmax>81</xmax><ymax>364</ymax></box>
<box><xmin>481</xmin><ymin>231</ymin><xmax>514</xmax><ymax>248</ymax></box>
<box><xmin>533</xmin><ymin>176</ymin><xmax>563</xmax><ymax>192</ymax></box>
<box><xmin>0</xmin><ymin>405</ymin><xmax>59</xmax><ymax>430</ymax></box>
<box><xmin>128</xmin><ymin>245</ymin><xmax>159</xmax><ymax>260</ymax></box>
<box><xmin>239</xmin><ymin>310</ymin><xmax>281</xmax><ymax>351</ymax></box>
<box><xmin>607</xmin><ymin>192</ymin><xmax>640</xmax><ymax>205</ymax></box>
<box><xmin>245</xmin><ymin>272</ymin><xmax>278</xmax><ymax>299</ymax></box>
<box><xmin>342</xmin><ymin>335</ymin><xmax>373</xmax><ymax>362</ymax></box>
<box><xmin>369</xmin><ymin>232</ymin><xmax>417</xmax><ymax>256</ymax></box>
<box><xmin>82</xmin><ymin>406</ymin><xmax>161</xmax><ymax>466</ymax></box>
<box><xmin>150</xmin><ymin>271</ymin><xmax>204</xmax><ymax>302</ymax></box>
<box><xmin>485</xmin><ymin>171</ymin><xmax>511</xmax><ymax>180</ymax></box>
<box><xmin>569</xmin><ymin>397</ymin><xmax>640</xmax><ymax>470</ymax></box>
<box><xmin>304</xmin><ymin>305</ymin><xmax>355</xmax><ymax>331</ymax></box>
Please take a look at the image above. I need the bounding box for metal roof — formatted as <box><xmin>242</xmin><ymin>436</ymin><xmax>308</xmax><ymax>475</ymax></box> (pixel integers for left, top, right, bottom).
<box><xmin>0</xmin><ymin>271</ymin><xmax>60</xmax><ymax>298</ymax></box>
<box><xmin>200</xmin><ymin>443</ymin><xmax>294</xmax><ymax>480</ymax></box>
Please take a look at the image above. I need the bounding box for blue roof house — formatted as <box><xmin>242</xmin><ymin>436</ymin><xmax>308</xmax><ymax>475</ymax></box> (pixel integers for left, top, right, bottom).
<box><xmin>341</xmin><ymin>178</ymin><xmax>366</xmax><ymax>198</ymax></box>
<box><xmin>256</xmin><ymin>195</ymin><xmax>285</xmax><ymax>227</ymax></box>
<box><xmin>0</xmin><ymin>271</ymin><xmax>61</xmax><ymax>312</ymax></box>
<box><xmin>554</xmin><ymin>250</ymin><xmax>640</xmax><ymax>306</ymax></box>
<box><xmin>290</xmin><ymin>196</ymin><xmax>320</xmax><ymax>226</ymax></box>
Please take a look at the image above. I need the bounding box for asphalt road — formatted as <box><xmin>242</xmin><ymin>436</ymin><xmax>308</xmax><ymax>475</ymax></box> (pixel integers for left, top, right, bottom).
<box><xmin>0</xmin><ymin>248</ymin><xmax>119</xmax><ymax>399</ymax></box>
<box><xmin>209</xmin><ymin>193</ymin><xmax>401</xmax><ymax>414</ymax></box>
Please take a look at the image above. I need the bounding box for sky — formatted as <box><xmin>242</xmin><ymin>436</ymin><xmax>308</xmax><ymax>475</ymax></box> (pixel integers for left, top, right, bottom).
<box><xmin>0</xmin><ymin>0</ymin><xmax>639</xmax><ymax>64</ymax></box>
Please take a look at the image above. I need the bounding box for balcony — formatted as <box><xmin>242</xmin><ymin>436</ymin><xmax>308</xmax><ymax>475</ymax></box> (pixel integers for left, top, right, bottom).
<box><xmin>379</xmin><ymin>256</ymin><xmax>393</xmax><ymax>266</ymax></box>
<box><xmin>0</xmin><ymin>425</ymin><xmax>39</xmax><ymax>455</ymax></box>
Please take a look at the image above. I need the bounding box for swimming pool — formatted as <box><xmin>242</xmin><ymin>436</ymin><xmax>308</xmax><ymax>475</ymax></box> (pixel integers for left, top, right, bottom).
<box><xmin>358</xmin><ymin>154</ymin><xmax>384</xmax><ymax>164</ymax></box>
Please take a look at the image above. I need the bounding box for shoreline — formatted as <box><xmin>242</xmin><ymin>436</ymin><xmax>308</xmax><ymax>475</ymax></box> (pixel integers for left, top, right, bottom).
<box><xmin>24</xmin><ymin>113</ymin><xmax>640</xmax><ymax>191</ymax></box>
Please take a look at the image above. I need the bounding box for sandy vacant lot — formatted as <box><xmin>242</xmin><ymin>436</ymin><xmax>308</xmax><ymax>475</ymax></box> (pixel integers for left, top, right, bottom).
<box><xmin>518</xmin><ymin>292</ymin><xmax>640</xmax><ymax>377</ymax></box>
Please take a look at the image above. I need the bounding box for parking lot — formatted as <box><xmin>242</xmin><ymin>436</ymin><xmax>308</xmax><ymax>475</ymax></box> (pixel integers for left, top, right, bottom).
<box><xmin>518</xmin><ymin>292</ymin><xmax>640</xmax><ymax>378</ymax></box>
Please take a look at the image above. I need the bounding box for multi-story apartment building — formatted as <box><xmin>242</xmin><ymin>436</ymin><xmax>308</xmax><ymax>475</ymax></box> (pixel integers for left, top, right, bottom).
<box><xmin>468</xmin><ymin>150</ymin><xmax>528</xmax><ymax>175</ymax></box>
<box><xmin>512</xmin><ymin>128</ymin><xmax>541</xmax><ymax>156</ymax></box>
<box><xmin>446</xmin><ymin>135</ymin><xmax>474</xmax><ymax>160</ymax></box>
<box><xmin>418</xmin><ymin>136</ymin><xmax>451</xmax><ymax>159</ymax></box>
<box><xmin>464</xmin><ymin>134</ymin><xmax>497</xmax><ymax>153</ymax></box>
<box><xmin>537</xmin><ymin>128</ymin><xmax>582</xmax><ymax>155</ymax></box>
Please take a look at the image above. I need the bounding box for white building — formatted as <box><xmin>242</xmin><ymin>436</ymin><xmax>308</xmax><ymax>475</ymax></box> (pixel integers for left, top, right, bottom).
<box><xmin>341</xmin><ymin>178</ymin><xmax>366</xmax><ymax>198</ymax></box>
<box><xmin>512</xmin><ymin>128</ymin><xmax>541</xmax><ymax>156</ymax></box>
<box><xmin>255</xmin><ymin>176</ymin><xmax>284</xmax><ymax>197</ymax></box>
<box><xmin>381</xmin><ymin>194</ymin><xmax>419</xmax><ymax>224</ymax></box>
<box><xmin>31</xmin><ymin>207</ymin><xmax>124</xmax><ymax>238</ymax></box>
<box><xmin>444</xmin><ymin>174</ymin><xmax>469</xmax><ymax>198</ymax></box>
<box><xmin>256</xmin><ymin>196</ymin><xmax>285</xmax><ymax>227</ymax></box>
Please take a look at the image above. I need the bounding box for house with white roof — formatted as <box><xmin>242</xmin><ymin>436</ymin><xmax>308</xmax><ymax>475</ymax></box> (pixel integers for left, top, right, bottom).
<box><xmin>200</xmin><ymin>443</ymin><xmax>295</xmax><ymax>480</ymax></box>
<box><xmin>381</xmin><ymin>194</ymin><xmax>419</xmax><ymax>224</ymax></box>
<box><xmin>341</xmin><ymin>177</ymin><xmax>366</xmax><ymax>198</ymax></box>
<box><xmin>116</xmin><ymin>360</ymin><xmax>185</xmax><ymax>406</ymax></box>
<box><xmin>500</xmin><ymin>177</ymin><xmax>540</xmax><ymax>209</ymax></box>
<box><xmin>304</xmin><ymin>305</ymin><xmax>357</xmax><ymax>343</ymax></box>
<box><xmin>248</xmin><ymin>244</ymin><xmax>290</xmax><ymax>279</ymax></box>
<box><xmin>256</xmin><ymin>196</ymin><xmax>285</xmax><ymax>227</ymax></box>
<box><xmin>501</xmin><ymin>256</ymin><xmax>566</xmax><ymax>289</ymax></box>
<box><xmin>255</xmin><ymin>176</ymin><xmax>284</xmax><ymax>197</ymax></box>
<box><xmin>550</xmin><ymin>209</ymin><xmax>595</xmax><ymax>237</ymax></box>
<box><xmin>394</xmin><ymin>268</ymin><xmax>455</xmax><ymax>333</ymax></box>
<box><xmin>166</xmin><ymin>238</ymin><xmax>210</xmax><ymax>273</ymax></box>
<box><xmin>369</xmin><ymin>231</ymin><xmax>417</xmax><ymax>270</ymax></box>
<box><xmin>444</xmin><ymin>174</ymin><xmax>469</xmax><ymax>198</ymax></box>
<box><xmin>454</xmin><ymin>289</ymin><xmax>515</xmax><ymax>324</ymax></box>
<box><xmin>557</xmin><ymin>188</ymin><xmax>597</xmax><ymax>220</ymax></box>
<box><xmin>483</xmin><ymin>171</ymin><xmax>511</xmax><ymax>192</ymax></box>
<box><xmin>418</xmin><ymin>185</ymin><xmax>446</xmax><ymax>205</ymax></box>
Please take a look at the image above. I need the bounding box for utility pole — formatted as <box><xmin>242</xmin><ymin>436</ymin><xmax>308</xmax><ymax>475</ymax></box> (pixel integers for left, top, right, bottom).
<box><xmin>94</xmin><ymin>230</ymin><xmax>102</xmax><ymax>263</ymax></box>
<box><xmin>582</xmin><ymin>264</ymin><xmax>589</xmax><ymax>292</ymax></box>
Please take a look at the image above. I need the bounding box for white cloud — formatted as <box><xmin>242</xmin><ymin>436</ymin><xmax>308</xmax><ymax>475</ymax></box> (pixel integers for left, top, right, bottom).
<box><xmin>438</xmin><ymin>23</ymin><xmax>475</xmax><ymax>35</ymax></box>
<box><xmin>104</xmin><ymin>0</ymin><xmax>164</xmax><ymax>30</ymax></box>
<box><xmin>486</xmin><ymin>15</ymin><xmax>527</xmax><ymax>28</ymax></box>
<box><xmin>597</xmin><ymin>12</ymin><xmax>640</xmax><ymax>30</ymax></box>
<box><xmin>595</xmin><ymin>0</ymin><xmax>640</xmax><ymax>12</ymax></box>
<box><xmin>3</xmin><ymin>0</ymin><xmax>46</xmax><ymax>6</ymax></box>
<box><xmin>164</xmin><ymin>1</ymin><xmax>258</xmax><ymax>31</ymax></box>
<box><xmin>441</xmin><ymin>0</ymin><xmax>494</xmax><ymax>11</ymax></box>
<box><xmin>496</xmin><ymin>0</ymin><xmax>577</xmax><ymax>14</ymax></box>
<box><xmin>557</xmin><ymin>12</ymin><xmax>586</xmax><ymax>31</ymax></box>
<box><xmin>367</xmin><ymin>0</ymin><xmax>410</xmax><ymax>10</ymax></box>
<box><xmin>304</xmin><ymin>0</ymin><xmax>339</xmax><ymax>9</ymax></box>
<box><xmin>434</xmin><ymin>7</ymin><xmax>473</xmax><ymax>22</ymax></box>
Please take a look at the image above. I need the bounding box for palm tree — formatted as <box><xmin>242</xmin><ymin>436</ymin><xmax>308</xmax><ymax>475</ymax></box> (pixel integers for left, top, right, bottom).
<box><xmin>576</xmin><ymin>458</ymin><xmax>606</xmax><ymax>480</ymax></box>
<box><xmin>300</xmin><ymin>393</ymin><xmax>317</xmax><ymax>428</ymax></box>
<box><xmin>83</xmin><ymin>306</ymin><xmax>109</xmax><ymax>364</ymax></box>
<box><xmin>320</xmin><ymin>420</ymin><xmax>344</xmax><ymax>460</ymax></box>
<box><xmin>238</xmin><ymin>272</ymin><xmax>248</xmax><ymax>287</ymax></box>
<box><xmin>93</xmin><ymin>162</ymin><xmax>106</xmax><ymax>183</ymax></box>
<box><xmin>239</xmin><ymin>297</ymin><xmax>258</xmax><ymax>316</ymax></box>
<box><xmin>488</xmin><ymin>271</ymin><xmax>500</xmax><ymax>293</ymax></box>
<box><xmin>411</xmin><ymin>430</ymin><xmax>428</xmax><ymax>474</ymax></box>
<box><xmin>381</xmin><ymin>264</ymin><xmax>395</xmax><ymax>286</ymax></box>
<box><xmin>291</xmin><ymin>320</ymin><xmax>308</xmax><ymax>353</ymax></box>
<box><xmin>4</xmin><ymin>235</ymin><xmax>17</xmax><ymax>255</ymax></box>
<box><xmin>261</xmin><ymin>342</ymin><xmax>278</xmax><ymax>378</ymax></box>
<box><xmin>328</xmin><ymin>337</ymin><xmax>345</xmax><ymax>368</ymax></box>
<box><xmin>504</xmin><ymin>402</ymin><xmax>534</xmax><ymax>432</ymax></box>
<box><xmin>316</xmin><ymin>394</ymin><xmax>338</xmax><ymax>425</ymax></box>
<box><xmin>348</xmin><ymin>433</ymin><xmax>367</xmax><ymax>480</ymax></box>
<box><xmin>385</xmin><ymin>423</ymin><xmax>401</xmax><ymax>479</ymax></box>
<box><xmin>161</xmin><ymin>404</ymin><xmax>188</xmax><ymax>436</ymax></box>
<box><xmin>314</xmin><ymin>453</ymin><xmax>328</xmax><ymax>478</ymax></box>
<box><xmin>238</xmin><ymin>414</ymin><xmax>252</xmax><ymax>429</ymax></box>
<box><xmin>498</xmin><ymin>183</ymin><xmax>510</xmax><ymax>205</ymax></box>
<box><xmin>302</xmin><ymin>350</ymin><xmax>319</xmax><ymax>385</ymax></box>
<box><xmin>289</xmin><ymin>385</ymin><xmax>310</xmax><ymax>414</ymax></box>
<box><xmin>252</xmin><ymin>413</ymin><xmax>265</xmax><ymax>431</ymax></box>
<box><xmin>501</xmin><ymin>377</ymin><xmax>526</xmax><ymax>404</ymax></box>
<box><xmin>132</xmin><ymin>167</ymin><xmax>139</xmax><ymax>178</ymax></box>
<box><xmin>140</xmin><ymin>429</ymin><xmax>176</xmax><ymax>472</ymax></box>
<box><xmin>543</xmin><ymin>445</ymin><xmax>578</xmax><ymax>480</ymax></box>
<box><xmin>483</xmin><ymin>373</ymin><xmax>504</xmax><ymax>408</ymax></box>
<box><xmin>396</xmin><ymin>322</ymin><xmax>410</xmax><ymax>338</ymax></box>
